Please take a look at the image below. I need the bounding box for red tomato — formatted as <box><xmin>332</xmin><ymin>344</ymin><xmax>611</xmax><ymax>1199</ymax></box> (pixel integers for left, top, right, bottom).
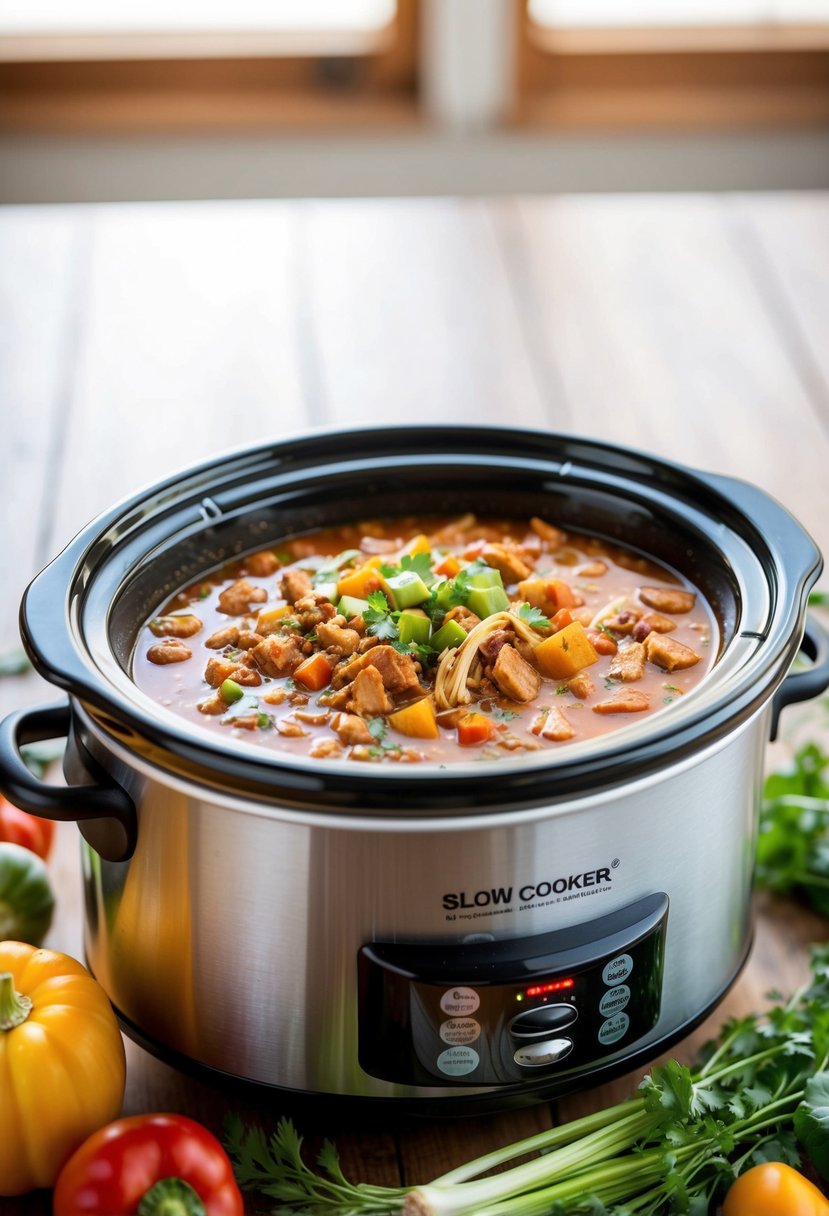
<box><xmin>0</xmin><ymin>796</ymin><xmax>54</xmax><ymax>859</ymax></box>
<box><xmin>723</xmin><ymin>1162</ymin><xmax>829</xmax><ymax>1216</ymax></box>
<box><xmin>52</xmin><ymin>1113</ymin><xmax>244</xmax><ymax>1216</ymax></box>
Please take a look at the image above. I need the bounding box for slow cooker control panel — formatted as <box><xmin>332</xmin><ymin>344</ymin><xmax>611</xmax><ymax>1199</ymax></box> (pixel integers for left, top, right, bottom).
<box><xmin>357</xmin><ymin>892</ymin><xmax>668</xmax><ymax>1087</ymax></box>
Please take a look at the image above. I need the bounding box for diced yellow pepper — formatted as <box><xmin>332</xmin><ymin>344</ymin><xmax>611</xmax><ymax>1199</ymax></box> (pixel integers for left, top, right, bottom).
<box><xmin>534</xmin><ymin>621</ymin><xmax>599</xmax><ymax>679</ymax></box>
<box><xmin>337</xmin><ymin>557</ymin><xmax>384</xmax><ymax>601</ymax></box>
<box><xmin>256</xmin><ymin>604</ymin><xmax>293</xmax><ymax>634</ymax></box>
<box><xmin>388</xmin><ymin>698</ymin><xmax>439</xmax><ymax>739</ymax></box>
<box><xmin>517</xmin><ymin>578</ymin><xmax>553</xmax><ymax>611</ymax></box>
<box><xmin>401</xmin><ymin>533</ymin><xmax>432</xmax><ymax>557</ymax></box>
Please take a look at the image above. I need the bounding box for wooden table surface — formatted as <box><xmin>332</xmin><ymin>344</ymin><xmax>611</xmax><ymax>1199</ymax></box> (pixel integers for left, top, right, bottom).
<box><xmin>1</xmin><ymin>194</ymin><xmax>828</xmax><ymax>1214</ymax></box>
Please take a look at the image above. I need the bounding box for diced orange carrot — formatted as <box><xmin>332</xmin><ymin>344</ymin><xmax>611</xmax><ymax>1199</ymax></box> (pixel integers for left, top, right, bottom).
<box><xmin>434</xmin><ymin>554</ymin><xmax>461</xmax><ymax>578</ymax></box>
<box><xmin>545</xmin><ymin>579</ymin><xmax>578</xmax><ymax>609</ymax></box>
<box><xmin>586</xmin><ymin>626</ymin><xmax>618</xmax><ymax>656</ymax></box>
<box><xmin>551</xmin><ymin>608</ymin><xmax>573</xmax><ymax>631</ymax></box>
<box><xmin>293</xmin><ymin>653</ymin><xmax>334</xmax><ymax>692</ymax></box>
<box><xmin>457</xmin><ymin>712</ymin><xmax>496</xmax><ymax>746</ymax></box>
<box><xmin>534</xmin><ymin>621</ymin><xmax>599</xmax><ymax>679</ymax></box>
<box><xmin>388</xmin><ymin>698</ymin><xmax>439</xmax><ymax>739</ymax></box>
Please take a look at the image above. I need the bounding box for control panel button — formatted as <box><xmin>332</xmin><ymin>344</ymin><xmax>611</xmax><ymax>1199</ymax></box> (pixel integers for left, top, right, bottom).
<box><xmin>440</xmin><ymin>987</ymin><xmax>480</xmax><ymax>1016</ymax></box>
<box><xmin>598</xmin><ymin>1012</ymin><xmax>630</xmax><ymax>1046</ymax></box>
<box><xmin>440</xmin><ymin>1018</ymin><xmax>481</xmax><ymax>1045</ymax></box>
<box><xmin>509</xmin><ymin>1004</ymin><xmax>578</xmax><ymax>1038</ymax></box>
<box><xmin>436</xmin><ymin>1046</ymin><xmax>480</xmax><ymax>1076</ymax></box>
<box><xmin>513</xmin><ymin>1038</ymin><xmax>574</xmax><ymax>1068</ymax></box>
<box><xmin>599</xmin><ymin>985</ymin><xmax>631</xmax><ymax>1017</ymax></box>
<box><xmin>602</xmin><ymin>954</ymin><xmax>633</xmax><ymax>986</ymax></box>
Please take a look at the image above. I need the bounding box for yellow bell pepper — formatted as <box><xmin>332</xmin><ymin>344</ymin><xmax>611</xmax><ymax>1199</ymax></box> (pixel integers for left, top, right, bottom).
<box><xmin>534</xmin><ymin>620</ymin><xmax>600</xmax><ymax>679</ymax></box>
<box><xmin>0</xmin><ymin>941</ymin><xmax>126</xmax><ymax>1196</ymax></box>
<box><xmin>388</xmin><ymin>698</ymin><xmax>439</xmax><ymax>739</ymax></box>
<box><xmin>337</xmin><ymin>556</ymin><xmax>384</xmax><ymax>601</ymax></box>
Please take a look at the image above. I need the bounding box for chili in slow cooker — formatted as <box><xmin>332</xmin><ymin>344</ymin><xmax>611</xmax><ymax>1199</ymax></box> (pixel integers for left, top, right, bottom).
<box><xmin>132</xmin><ymin>515</ymin><xmax>717</xmax><ymax>764</ymax></box>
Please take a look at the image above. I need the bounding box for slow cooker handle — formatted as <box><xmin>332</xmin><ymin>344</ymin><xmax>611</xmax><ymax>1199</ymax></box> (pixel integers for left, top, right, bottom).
<box><xmin>770</xmin><ymin>612</ymin><xmax>829</xmax><ymax>740</ymax></box>
<box><xmin>0</xmin><ymin>700</ymin><xmax>137</xmax><ymax>862</ymax></box>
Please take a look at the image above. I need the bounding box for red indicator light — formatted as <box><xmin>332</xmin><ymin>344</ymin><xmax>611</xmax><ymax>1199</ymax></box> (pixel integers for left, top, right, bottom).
<box><xmin>525</xmin><ymin>979</ymin><xmax>575</xmax><ymax>998</ymax></box>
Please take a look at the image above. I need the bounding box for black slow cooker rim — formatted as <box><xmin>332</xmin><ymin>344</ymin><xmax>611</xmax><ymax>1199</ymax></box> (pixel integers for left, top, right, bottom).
<box><xmin>20</xmin><ymin>424</ymin><xmax>822</xmax><ymax>814</ymax></box>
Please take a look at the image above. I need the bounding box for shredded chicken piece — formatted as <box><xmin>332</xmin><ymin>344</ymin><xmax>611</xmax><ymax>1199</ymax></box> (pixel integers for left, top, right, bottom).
<box><xmin>644</xmin><ymin>633</ymin><xmax>702</xmax><ymax>672</ymax></box>
<box><xmin>434</xmin><ymin>611</ymin><xmax>544</xmax><ymax>710</ymax></box>
<box><xmin>491</xmin><ymin>645</ymin><xmax>541</xmax><ymax>703</ymax></box>
<box><xmin>531</xmin><ymin>706</ymin><xmax>575</xmax><ymax>741</ymax></box>
<box><xmin>639</xmin><ymin>586</ymin><xmax>697</xmax><ymax>614</ymax></box>
<box><xmin>204</xmin><ymin>624</ymin><xmax>240</xmax><ymax>650</ymax></box>
<box><xmin>147</xmin><ymin>639</ymin><xmax>192</xmax><ymax>665</ymax></box>
<box><xmin>332</xmin><ymin>713</ymin><xmax>375</xmax><ymax>745</ymax></box>
<box><xmin>530</xmin><ymin>517</ymin><xmax>564</xmax><ymax>546</ymax></box>
<box><xmin>607</xmin><ymin>641</ymin><xmax>646</xmax><ymax>683</ymax></box>
<box><xmin>593</xmin><ymin>689</ymin><xmax>650</xmax><ymax>714</ymax></box>
<box><xmin>309</xmin><ymin>738</ymin><xmax>343</xmax><ymax>759</ymax></box>
<box><xmin>280</xmin><ymin>568</ymin><xmax>314</xmax><ymax>604</ymax></box>
<box><xmin>217</xmin><ymin>579</ymin><xmax>267</xmax><ymax>616</ymax></box>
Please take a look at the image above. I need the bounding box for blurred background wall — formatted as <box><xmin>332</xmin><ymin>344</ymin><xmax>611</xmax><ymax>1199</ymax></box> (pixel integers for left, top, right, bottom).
<box><xmin>1</xmin><ymin>0</ymin><xmax>828</xmax><ymax>202</ymax></box>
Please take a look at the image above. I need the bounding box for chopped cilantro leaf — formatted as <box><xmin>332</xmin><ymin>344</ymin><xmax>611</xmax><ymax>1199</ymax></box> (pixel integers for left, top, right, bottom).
<box><xmin>363</xmin><ymin>591</ymin><xmax>399</xmax><ymax>641</ymax></box>
<box><xmin>257</xmin><ymin>713</ymin><xmax>273</xmax><ymax>729</ymax></box>
<box><xmin>367</xmin><ymin>717</ymin><xmax>387</xmax><ymax>742</ymax></box>
<box><xmin>400</xmin><ymin>552</ymin><xmax>436</xmax><ymax>587</ymax></box>
<box><xmin>515</xmin><ymin>602</ymin><xmax>551</xmax><ymax>629</ymax></box>
<box><xmin>311</xmin><ymin>549</ymin><xmax>361</xmax><ymax>587</ymax></box>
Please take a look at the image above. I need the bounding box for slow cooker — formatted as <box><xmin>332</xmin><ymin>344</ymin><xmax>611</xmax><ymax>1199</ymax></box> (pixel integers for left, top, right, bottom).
<box><xmin>2</xmin><ymin>426</ymin><xmax>828</xmax><ymax>1114</ymax></box>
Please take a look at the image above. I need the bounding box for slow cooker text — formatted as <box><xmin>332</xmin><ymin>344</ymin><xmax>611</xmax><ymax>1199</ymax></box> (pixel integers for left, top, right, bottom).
<box><xmin>442</xmin><ymin>869</ymin><xmax>612</xmax><ymax>911</ymax></box>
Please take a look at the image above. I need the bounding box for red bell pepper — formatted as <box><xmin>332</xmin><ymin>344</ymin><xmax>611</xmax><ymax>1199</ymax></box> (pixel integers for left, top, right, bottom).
<box><xmin>0</xmin><ymin>795</ymin><xmax>54</xmax><ymax>859</ymax></box>
<box><xmin>52</xmin><ymin>1113</ymin><xmax>244</xmax><ymax>1216</ymax></box>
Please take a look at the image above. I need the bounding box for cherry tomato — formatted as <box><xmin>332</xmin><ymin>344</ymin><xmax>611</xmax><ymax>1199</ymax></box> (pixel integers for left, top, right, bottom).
<box><xmin>723</xmin><ymin>1162</ymin><xmax>829</xmax><ymax>1216</ymax></box>
<box><xmin>52</xmin><ymin>1113</ymin><xmax>244</xmax><ymax>1216</ymax></box>
<box><xmin>0</xmin><ymin>796</ymin><xmax>54</xmax><ymax>859</ymax></box>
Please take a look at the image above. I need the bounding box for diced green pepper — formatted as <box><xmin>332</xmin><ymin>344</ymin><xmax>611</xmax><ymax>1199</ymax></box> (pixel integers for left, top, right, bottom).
<box><xmin>220</xmin><ymin>678</ymin><xmax>245</xmax><ymax>703</ymax></box>
<box><xmin>382</xmin><ymin>570</ymin><xmax>431</xmax><ymax>610</ymax></box>
<box><xmin>469</xmin><ymin>567</ymin><xmax>504</xmax><ymax>590</ymax></box>
<box><xmin>398</xmin><ymin>611</ymin><xmax>432</xmax><ymax>646</ymax></box>
<box><xmin>466</xmin><ymin>586</ymin><xmax>510</xmax><ymax>619</ymax></box>
<box><xmin>338</xmin><ymin>594</ymin><xmax>370</xmax><ymax>619</ymax></box>
<box><xmin>314</xmin><ymin>581</ymin><xmax>339</xmax><ymax>604</ymax></box>
<box><xmin>433</xmin><ymin>579</ymin><xmax>456</xmax><ymax>610</ymax></box>
<box><xmin>430</xmin><ymin>619</ymin><xmax>468</xmax><ymax>652</ymax></box>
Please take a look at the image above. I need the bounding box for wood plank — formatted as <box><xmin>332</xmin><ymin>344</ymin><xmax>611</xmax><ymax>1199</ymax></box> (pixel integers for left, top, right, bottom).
<box><xmin>496</xmin><ymin>194</ymin><xmax>829</xmax><ymax>560</ymax></box>
<box><xmin>398</xmin><ymin>1105</ymin><xmax>554</xmax><ymax>1189</ymax></box>
<box><xmin>304</xmin><ymin>199</ymin><xmax>551</xmax><ymax>429</ymax></box>
<box><xmin>45</xmin><ymin>201</ymin><xmax>313</xmax><ymax>557</ymax></box>
<box><xmin>731</xmin><ymin>193</ymin><xmax>829</xmax><ymax>428</ymax></box>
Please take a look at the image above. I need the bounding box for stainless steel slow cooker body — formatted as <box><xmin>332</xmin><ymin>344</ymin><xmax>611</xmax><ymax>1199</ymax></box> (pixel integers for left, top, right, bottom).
<box><xmin>2</xmin><ymin>426</ymin><xmax>827</xmax><ymax>1114</ymax></box>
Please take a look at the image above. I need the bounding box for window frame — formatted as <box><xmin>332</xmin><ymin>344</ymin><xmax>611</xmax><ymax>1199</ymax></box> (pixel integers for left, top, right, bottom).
<box><xmin>0</xmin><ymin>0</ymin><xmax>419</xmax><ymax>133</ymax></box>
<box><xmin>515</xmin><ymin>0</ymin><xmax>829</xmax><ymax>129</ymax></box>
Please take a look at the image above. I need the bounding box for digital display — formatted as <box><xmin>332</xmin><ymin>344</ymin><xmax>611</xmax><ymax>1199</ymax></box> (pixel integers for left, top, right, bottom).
<box><xmin>524</xmin><ymin>978</ymin><xmax>575</xmax><ymax>998</ymax></box>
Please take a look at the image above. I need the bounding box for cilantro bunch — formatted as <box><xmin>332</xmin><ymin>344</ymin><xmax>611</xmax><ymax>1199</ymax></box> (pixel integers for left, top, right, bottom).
<box><xmin>757</xmin><ymin>740</ymin><xmax>829</xmax><ymax>917</ymax></box>
<box><xmin>226</xmin><ymin>948</ymin><xmax>829</xmax><ymax>1215</ymax></box>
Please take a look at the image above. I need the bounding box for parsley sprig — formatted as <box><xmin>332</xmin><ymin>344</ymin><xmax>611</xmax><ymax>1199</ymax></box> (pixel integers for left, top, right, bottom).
<box><xmin>226</xmin><ymin>949</ymin><xmax>829</xmax><ymax>1214</ymax></box>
